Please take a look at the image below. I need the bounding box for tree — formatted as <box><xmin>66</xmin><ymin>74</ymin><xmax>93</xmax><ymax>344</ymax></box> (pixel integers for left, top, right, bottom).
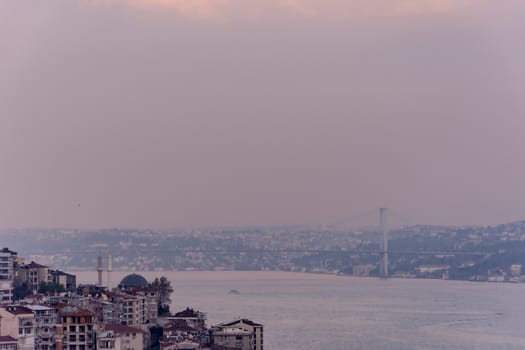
<box><xmin>38</xmin><ymin>282</ymin><xmax>65</xmax><ymax>294</ymax></box>
<box><xmin>13</xmin><ymin>280</ymin><xmax>31</xmax><ymax>300</ymax></box>
<box><xmin>149</xmin><ymin>276</ymin><xmax>173</xmax><ymax>316</ymax></box>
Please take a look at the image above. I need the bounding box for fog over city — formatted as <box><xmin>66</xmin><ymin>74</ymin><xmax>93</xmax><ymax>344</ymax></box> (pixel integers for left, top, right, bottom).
<box><xmin>2</xmin><ymin>0</ymin><xmax>525</xmax><ymax>229</ymax></box>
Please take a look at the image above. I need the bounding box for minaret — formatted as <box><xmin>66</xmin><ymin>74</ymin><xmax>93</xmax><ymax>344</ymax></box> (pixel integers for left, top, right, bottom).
<box><xmin>380</xmin><ymin>208</ymin><xmax>389</xmax><ymax>277</ymax></box>
<box><xmin>107</xmin><ymin>255</ymin><xmax>113</xmax><ymax>289</ymax></box>
<box><xmin>97</xmin><ymin>255</ymin><xmax>103</xmax><ymax>287</ymax></box>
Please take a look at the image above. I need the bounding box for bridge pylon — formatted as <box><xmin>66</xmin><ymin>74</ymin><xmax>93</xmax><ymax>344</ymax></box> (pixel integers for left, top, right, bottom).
<box><xmin>380</xmin><ymin>208</ymin><xmax>389</xmax><ymax>277</ymax></box>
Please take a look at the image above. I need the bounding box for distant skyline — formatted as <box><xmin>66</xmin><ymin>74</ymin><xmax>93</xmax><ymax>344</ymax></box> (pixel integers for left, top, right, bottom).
<box><xmin>1</xmin><ymin>1</ymin><xmax>525</xmax><ymax>229</ymax></box>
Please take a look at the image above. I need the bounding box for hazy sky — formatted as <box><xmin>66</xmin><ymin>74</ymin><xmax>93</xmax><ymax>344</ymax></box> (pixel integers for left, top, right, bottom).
<box><xmin>1</xmin><ymin>0</ymin><xmax>525</xmax><ymax>228</ymax></box>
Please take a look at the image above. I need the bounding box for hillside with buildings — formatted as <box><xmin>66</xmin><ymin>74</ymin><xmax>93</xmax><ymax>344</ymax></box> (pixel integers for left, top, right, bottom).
<box><xmin>0</xmin><ymin>248</ymin><xmax>263</xmax><ymax>350</ymax></box>
<box><xmin>3</xmin><ymin>220</ymin><xmax>525</xmax><ymax>283</ymax></box>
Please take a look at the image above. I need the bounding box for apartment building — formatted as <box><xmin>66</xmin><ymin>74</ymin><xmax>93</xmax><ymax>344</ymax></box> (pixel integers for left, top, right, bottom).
<box><xmin>125</xmin><ymin>288</ymin><xmax>158</xmax><ymax>325</ymax></box>
<box><xmin>96</xmin><ymin>330</ymin><xmax>122</xmax><ymax>350</ymax></box>
<box><xmin>211</xmin><ymin>319</ymin><xmax>263</xmax><ymax>350</ymax></box>
<box><xmin>105</xmin><ymin>292</ymin><xmax>152</xmax><ymax>327</ymax></box>
<box><xmin>18</xmin><ymin>263</ymin><xmax>48</xmax><ymax>292</ymax></box>
<box><xmin>0</xmin><ymin>306</ymin><xmax>36</xmax><ymax>350</ymax></box>
<box><xmin>48</xmin><ymin>271</ymin><xmax>76</xmax><ymax>291</ymax></box>
<box><xmin>0</xmin><ymin>249</ymin><xmax>18</xmax><ymax>304</ymax></box>
<box><xmin>59</xmin><ymin>306</ymin><xmax>96</xmax><ymax>350</ymax></box>
<box><xmin>103</xmin><ymin>324</ymin><xmax>145</xmax><ymax>350</ymax></box>
<box><xmin>170</xmin><ymin>308</ymin><xmax>206</xmax><ymax>332</ymax></box>
<box><xmin>211</xmin><ymin>326</ymin><xmax>253</xmax><ymax>350</ymax></box>
<box><xmin>25</xmin><ymin>305</ymin><xmax>57</xmax><ymax>350</ymax></box>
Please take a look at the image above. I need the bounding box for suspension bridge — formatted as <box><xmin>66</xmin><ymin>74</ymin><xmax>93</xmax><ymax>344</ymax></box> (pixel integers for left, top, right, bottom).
<box><xmin>16</xmin><ymin>207</ymin><xmax>494</xmax><ymax>277</ymax></box>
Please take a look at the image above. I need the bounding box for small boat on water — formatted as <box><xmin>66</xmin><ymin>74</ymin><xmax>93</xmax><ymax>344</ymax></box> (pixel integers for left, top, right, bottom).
<box><xmin>228</xmin><ymin>289</ymin><xmax>241</xmax><ymax>295</ymax></box>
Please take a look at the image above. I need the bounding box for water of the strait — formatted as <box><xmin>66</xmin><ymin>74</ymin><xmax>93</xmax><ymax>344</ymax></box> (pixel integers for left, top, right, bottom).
<box><xmin>76</xmin><ymin>271</ymin><xmax>525</xmax><ymax>350</ymax></box>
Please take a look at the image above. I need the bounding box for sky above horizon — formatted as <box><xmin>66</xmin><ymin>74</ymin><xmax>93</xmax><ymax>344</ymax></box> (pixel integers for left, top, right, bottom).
<box><xmin>1</xmin><ymin>0</ymin><xmax>525</xmax><ymax>229</ymax></box>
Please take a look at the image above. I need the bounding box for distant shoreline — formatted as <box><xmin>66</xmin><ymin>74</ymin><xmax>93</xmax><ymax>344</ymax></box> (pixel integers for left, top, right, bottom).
<box><xmin>71</xmin><ymin>269</ymin><xmax>525</xmax><ymax>285</ymax></box>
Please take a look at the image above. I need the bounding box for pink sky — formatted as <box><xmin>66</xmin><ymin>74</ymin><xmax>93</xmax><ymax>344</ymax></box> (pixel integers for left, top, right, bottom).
<box><xmin>1</xmin><ymin>0</ymin><xmax>525</xmax><ymax>228</ymax></box>
<box><xmin>85</xmin><ymin>0</ymin><xmax>472</xmax><ymax>20</ymax></box>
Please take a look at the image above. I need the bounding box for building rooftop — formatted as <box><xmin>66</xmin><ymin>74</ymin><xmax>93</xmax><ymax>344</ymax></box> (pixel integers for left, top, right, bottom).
<box><xmin>59</xmin><ymin>306</ymin><xmax>93</xmax><ymax>317</ymax></box>
<box><xmin>0</xmin><ymin>336</ymin><xmax>18</xmax><ymax>343</ymax></box>
<box><xmin>1</xmin><ymin>306</ymin><xmax>34</xmax><ymax>315</ymax></box>
<box><xmin>22</xmin><ymin>261</ymin><xmax>48</xmax><ymax>269</ymax></box>
<box><xmin>220</xmin><ymin>319</ymin><xmax>263</xmax><ymax>327</ymax></box>
<box><xmin>104</xmin><ymin>323</ymin><xmax>146</xmax><ymax>335</ymax></box>
<box><xmin>164</xmin><ymin>320</ymin><xmax>198</xmax><ymax>333</ymax></box>
<box><xmin>49</xmin><ymin>270</ymin><xmax>75</xmax><ymax>277</ymax></box>
<box><xmin>0</xmin><ymin>248</ymin><xmax>17</xmax><ymax>255</ymax></box>
<box><xmin>160</xmin><ymin>339</ymin><xmax>202</xmax><ymax>349</ymax></box>
<box><xmin>125</xmin><ymin>286</ymin><xmax>158</xmax><ymax>294</ymax></box>
<box><xmin>174</xmin><ymin>308</ymin><xmax>201</xmax><ymax>318</ymax></box>
<box><xmin>213</xmin><ymin>327</ymin><xmax>251</xmax><ymax>335</ymax></box>
<box><xmin>22</xmin><ymin>294</ymin><xmax>46</xmax><ymax>300</ymax></box>
<box><xmin>25</xmin><ymin>305</ymin><xmax>53</xmax><ymax>312</ymax></box>
<box><xmin>119</xmin><ymin>274</ymin><xmax>148</xmax><ymax>289</ymax></box>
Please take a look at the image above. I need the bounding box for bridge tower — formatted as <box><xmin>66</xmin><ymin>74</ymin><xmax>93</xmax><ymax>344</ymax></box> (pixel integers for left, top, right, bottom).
<box><xmin>380</xmin><ymin>208</ymin><xmax>389</xmax><ymax>277</ymax></box>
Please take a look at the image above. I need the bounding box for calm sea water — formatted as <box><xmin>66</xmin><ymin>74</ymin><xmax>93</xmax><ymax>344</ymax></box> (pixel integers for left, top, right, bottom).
<box><xmin>76</xmin><ymin>271</ymin><xmax>525</xmax><ymax>350</ymax></box>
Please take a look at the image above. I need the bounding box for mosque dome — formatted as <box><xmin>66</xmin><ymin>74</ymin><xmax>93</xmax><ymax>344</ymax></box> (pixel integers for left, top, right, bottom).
<box><xmin>119</xmin><ymin>274</ymin><xmax>148</xmax><ymax>289</ymax></box>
